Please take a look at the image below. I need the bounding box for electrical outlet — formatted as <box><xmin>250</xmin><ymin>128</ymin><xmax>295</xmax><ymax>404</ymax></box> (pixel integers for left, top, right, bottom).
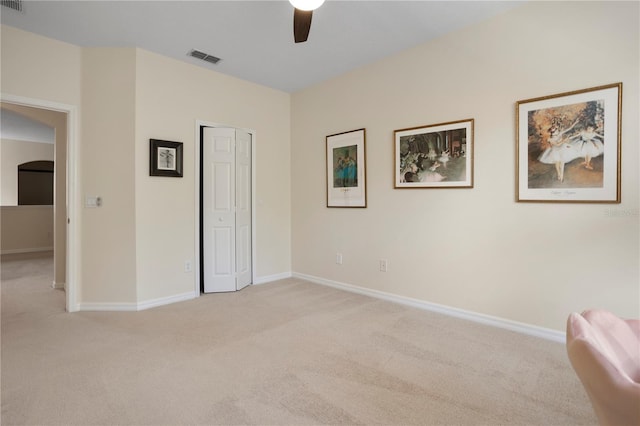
<box><xmin>336</xmin><ymin>253</ymin><xmax>343</xmax><ymax>265</ymax></box>
<box><xmin>379</xmin><ymin>259</ymin><xmax>388</xmax><ymax>272</ymax></box>
<box><xmin>184</xmin><ymin>260</ymin><xmax>192</xmax><ymax>272</ymax></box>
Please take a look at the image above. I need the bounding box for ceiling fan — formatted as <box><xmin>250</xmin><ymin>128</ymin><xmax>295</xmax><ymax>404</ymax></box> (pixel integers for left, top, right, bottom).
<box><xmin>290</xmin><ymin>0</ymin><xmax>325</xmax><ymax>43</ymax></box>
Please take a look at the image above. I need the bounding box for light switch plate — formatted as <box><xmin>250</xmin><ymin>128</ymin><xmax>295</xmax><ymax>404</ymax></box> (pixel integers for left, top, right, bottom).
<box><xmin>85</xmin><ymin>196</ymin><xmax>102</xmax><ymax>207</ymax></box>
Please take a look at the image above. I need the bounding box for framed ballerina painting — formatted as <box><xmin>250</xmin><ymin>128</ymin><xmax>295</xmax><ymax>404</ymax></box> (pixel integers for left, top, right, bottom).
<box><xmin>326</xmin><ymin>128</ymin><xmax>367</xmax><ymax>207</ymax></box>
<box><xmin>516</xmin><ymin>83</ymin><xmax>622</xmax><ymax>203</ymax></box>
<box><xmin>394</xmin><ymin>119</ymin><xmax>474</xmax><ymax>188</ymax></box>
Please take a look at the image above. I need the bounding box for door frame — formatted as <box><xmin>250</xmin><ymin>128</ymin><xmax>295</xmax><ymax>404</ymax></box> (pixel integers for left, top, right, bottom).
<box><xmin>1</xmin><ymin>93</ymin><xmax>80</xmax><ymax>312</ymax></box>
<box><xmin>194</xmin><ymin>120</ymin><xmax>256</xmax><ymax>296</ymax></box>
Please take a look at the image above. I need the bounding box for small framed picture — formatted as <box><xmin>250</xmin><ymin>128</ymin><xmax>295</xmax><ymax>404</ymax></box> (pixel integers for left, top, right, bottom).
<box><xmin>326</xmin><ymin>128</ymin><xmax>367</xmax><ymax>208</ymax></box>
<box><xmin>394</xmin><ymin>119</ymin><xmax>474</xmax><ymax>188</ymax></box>
<box><xmin>150</xmin><ymin>139</ymin><xmax>183</xmax><ymax>177</ymax></box>
<box><xmin>516</xmin><ymin>83</ymin><xmax>622</xmax><ymax>203</ymax></box>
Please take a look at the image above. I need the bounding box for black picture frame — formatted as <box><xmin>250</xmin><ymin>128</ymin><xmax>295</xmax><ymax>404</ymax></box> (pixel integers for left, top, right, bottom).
<box><xmin>326</xmin><ymin>128</ymin><xmax>367</xmax><ymax>208</ymax></box>
<box><xmin>150</xmin><ymin>139</ymin><xmax>183</xmax><ymax>177</ymax></box>
<box><xmin>394</xmin><ymin>119</ymin><xmax>474</xmax><ymax>188</ymax></box>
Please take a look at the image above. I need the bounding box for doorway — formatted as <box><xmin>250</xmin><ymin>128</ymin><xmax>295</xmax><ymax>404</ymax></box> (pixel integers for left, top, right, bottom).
<box><xmin>1</xmin><ymin>94</ymin><xmax>78</xmax><ymax>312</ymax></box>
<box><xmin>198</xmin><ymin>124</ymin><xmax>254</xmax><ymax>294</ymax></box>
<box><xmin>18</xmin><ymin>160</ymin><xmax>54</xmax><ymax>205</ymax></box>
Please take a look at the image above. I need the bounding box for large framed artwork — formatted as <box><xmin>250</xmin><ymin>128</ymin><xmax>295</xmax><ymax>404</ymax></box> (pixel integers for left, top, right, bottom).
<box><xmin>326</xmin><ymin>128</ymin><xmax>367</xmax><ymax>208</ymax></box>
<box><xmin>516</xmin><ymin>83</ymin><xmax>622</xmax><ymax>203</ymax></box>
<box><xmin>150</xmin><ymin>139</ymin><xmax>183</xmax><ymax>177</ymax></box>
<box><xmin>394</xmin><ymin>119</ymin><xmax>474</xmax><ymax>188</ymax></box>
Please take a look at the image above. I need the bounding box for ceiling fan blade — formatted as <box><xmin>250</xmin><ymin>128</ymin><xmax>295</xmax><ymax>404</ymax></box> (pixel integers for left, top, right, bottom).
<box><xmin>293</xmin><ymin>8</ymin><xmax>313</xmax><ymax>43</ymax></box>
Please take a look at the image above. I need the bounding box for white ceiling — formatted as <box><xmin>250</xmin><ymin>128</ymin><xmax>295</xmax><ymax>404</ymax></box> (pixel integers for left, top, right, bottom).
<box><xmin>0</xmin><ymin>108</ymin><xmax>55</xmax><ymax>143</ymax></box>
<box><xmin>1</xmin><ymin>1</ymin><xmax>523</xmax><ymax>93</ymax></box>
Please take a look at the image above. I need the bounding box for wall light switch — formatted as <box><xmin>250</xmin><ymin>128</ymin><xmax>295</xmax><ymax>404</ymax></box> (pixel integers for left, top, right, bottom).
<box><xmin>85</xmin><ymin>196</ymin><xmax>101</xmax><ymax>208</ymax></box>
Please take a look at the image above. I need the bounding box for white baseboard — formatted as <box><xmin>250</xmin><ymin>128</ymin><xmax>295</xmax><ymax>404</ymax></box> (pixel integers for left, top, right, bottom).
<box><xmin>293</xmin><ymin>272</ymin><xmax>566</xmax><ymax>343</ymax></box>
<box><xmin>1</xmin><ymin>247</ymin><xmax>54</xmax><ymax>255</ymax></box>
<box><xmin>78</xmin><ymin>291</ymin><xmax>196</xmax><ymax>312</ymax></box>
<box><xmin>78</xmin><ymin>302</ymin><xmax>138</xmax><ymax>312</ymax></box>
<box><xmin>253</xmin><ymin>271</ymin><xmax>292</xmax><ymax>285</ymax></box>
<box><xmin>136</xmin><ymin>291</ymin><xmax>196</xmax><ymax>311</ymax></box>
<box><xmin>52</xmin><ymin>281</ymin><xmax>65</xmax><ymax>290</ymax></box>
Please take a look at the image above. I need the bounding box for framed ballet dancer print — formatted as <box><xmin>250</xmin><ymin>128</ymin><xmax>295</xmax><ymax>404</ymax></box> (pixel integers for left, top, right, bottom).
<box><xmin>326</xmin><ymin>128</ymin><xmax>367</xmax><ymax>207</ymax></box>
<box><xmin>516</xmin><ymin>83</ymin><xmax>622</xmax><ymax>203</ymax></box>
<box><xmin>394</xmin><ymin>119</ymin><xmax>474</xmax><ymax>188</ymax></box>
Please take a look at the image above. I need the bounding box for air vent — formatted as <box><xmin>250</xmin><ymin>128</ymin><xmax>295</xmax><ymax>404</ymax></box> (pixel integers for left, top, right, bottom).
<box><xmin>188</xmin><ymin>49</ymin><xmax>221</xmax><ymax>65</ymax></box>
<box><xmin>1</xmin><ymin>0</ymin><xmax>23</xmax><ymax>11</ymax></box>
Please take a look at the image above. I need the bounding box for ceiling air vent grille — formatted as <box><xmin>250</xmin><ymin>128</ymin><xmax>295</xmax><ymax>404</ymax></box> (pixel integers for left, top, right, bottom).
<box><xmin>188</xmin><ymin>49</ymin><xmax>221</xmax><ymax>65</ymax></box>
<box><xmin>1</xmin><ymin>0</ymin><xmax>23</xmax><ymax>11</ymax></box>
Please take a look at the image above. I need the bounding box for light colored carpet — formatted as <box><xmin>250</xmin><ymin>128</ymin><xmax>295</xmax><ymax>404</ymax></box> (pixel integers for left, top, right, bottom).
<box><xmin>1</xmin><ymin>252</ymin><xmax>596</xmax><ymax>425</ymax></box>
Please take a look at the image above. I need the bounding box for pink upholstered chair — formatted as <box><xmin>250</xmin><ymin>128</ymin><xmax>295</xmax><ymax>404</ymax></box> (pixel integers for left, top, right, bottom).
<box><xmin>566</xmin><ymin>309</ymin><xmax>640</xmax><ymax>425</ymax></box>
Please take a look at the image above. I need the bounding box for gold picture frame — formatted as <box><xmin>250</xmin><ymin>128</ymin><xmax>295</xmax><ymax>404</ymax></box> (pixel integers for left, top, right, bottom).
<box><xmin>516</xmin><ymin>83</ymin><xmax>622</xmax><ymax>203</ymax></box>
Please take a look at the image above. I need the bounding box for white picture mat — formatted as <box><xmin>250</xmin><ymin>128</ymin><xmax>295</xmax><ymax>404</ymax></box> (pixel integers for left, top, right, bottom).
<box><xmin>157</xmin><ymin>147</ymin><xmax>177</xmax><ymax>170</ymax></box>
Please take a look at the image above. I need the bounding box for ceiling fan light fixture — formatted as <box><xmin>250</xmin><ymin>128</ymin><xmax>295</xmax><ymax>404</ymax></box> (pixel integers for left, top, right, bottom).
<box><xmin>289</xmin><ymin>0</ymin><xmax>324</xmax><ymax>11</ymax></box>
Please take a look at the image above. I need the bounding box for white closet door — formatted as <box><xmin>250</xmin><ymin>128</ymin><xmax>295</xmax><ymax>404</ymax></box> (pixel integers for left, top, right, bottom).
<box><xmin>202</xmin><ymin>127</ymin><xmax>252</xmax><ymax>293</ymax></box>
<box><xmin>235</xmin><ymin>129</ymin><xmax>252</xmax><ymax>290</ymax></box>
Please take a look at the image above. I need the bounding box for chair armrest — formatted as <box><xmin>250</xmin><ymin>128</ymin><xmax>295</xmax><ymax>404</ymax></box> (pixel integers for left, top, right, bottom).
<box><xmin>625</xmin><ymin>319</ymin><xmax>640</xmax><ymax>341</ymax></box>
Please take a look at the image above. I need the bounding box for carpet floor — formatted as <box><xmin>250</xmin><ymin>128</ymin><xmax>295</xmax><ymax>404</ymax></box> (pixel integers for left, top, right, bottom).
<box><xmin>1</xmin><ymin>252</ymin><xmax>596</xmax><ymax>425</ymax></box>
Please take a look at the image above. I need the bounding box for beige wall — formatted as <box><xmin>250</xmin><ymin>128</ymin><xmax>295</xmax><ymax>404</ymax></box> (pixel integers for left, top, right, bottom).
<box><xmin>1</xmin><ymin>138</ymin><xmax>54</xmax><ymax>205</ymax></box>
<box><xmin>0</xmin><ymin>26</ymin><xmax>82</xmax><ymax>105</ymax></box>
<box><xmin>80</xmin><ymin>48</ymin><xmax>138</xmax><ymax>304</ymax></box>
<box><xmin>291</xmin><ymin>1</ymin><xmax>639</xmax><ymax>332</ymax></box>
<box><xmin>1</xmin><ymin>206</ymin><xmax>53</xmax><ymax>253</ymax></box>
<box><xmin>134</xmin><ymin>49</ymin><xmax>291</xmax><ymax>302</ymax></box>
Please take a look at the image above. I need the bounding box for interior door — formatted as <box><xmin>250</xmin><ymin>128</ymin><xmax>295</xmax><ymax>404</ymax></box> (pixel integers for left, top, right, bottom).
<box><xmin>235</xmin><ymin>129</ymin><xmax>252</xmax><ymax>290</ymax></box>
<box><xmin>202</xmin><ymin>127</ymin><xmax>252</xmax><ymax>293</ymax></box>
